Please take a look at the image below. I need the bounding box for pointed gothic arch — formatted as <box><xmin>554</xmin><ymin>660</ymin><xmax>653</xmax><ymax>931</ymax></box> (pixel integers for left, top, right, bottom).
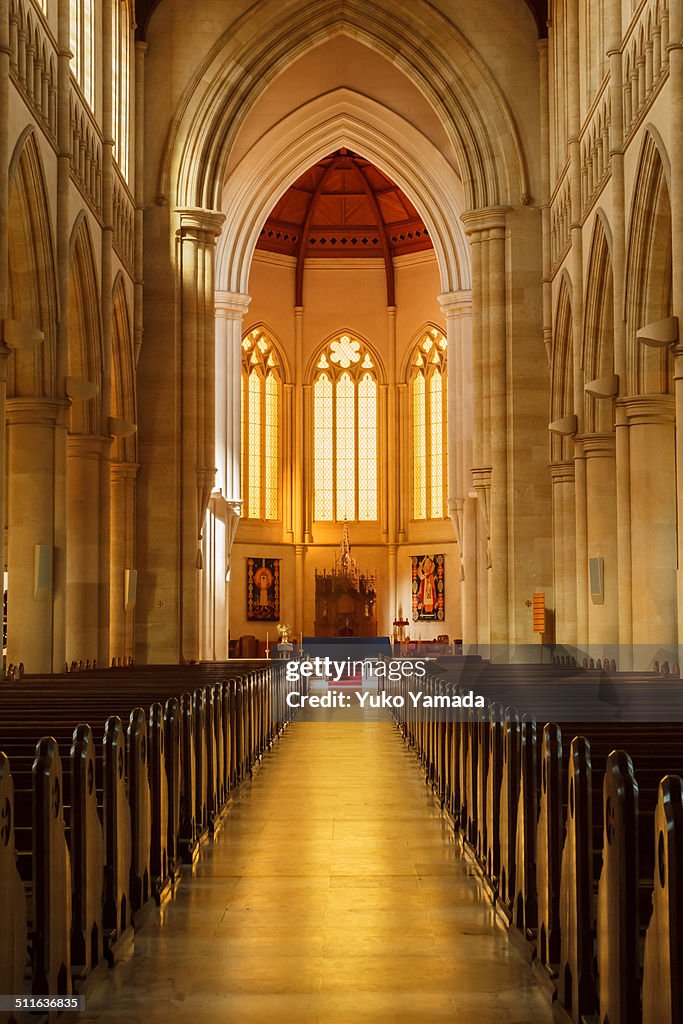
<box><xmin>625</xmin><ymin>129</ymin><xmax>673</xmax><ymax>395</ymax></box>
<box><xmin>161</xmin><ymin>0</ymin><xmax>531</xmax><ymax>214</ymax></box>
<box><xmin>550</xmin><ymin>275</ymin><xmax>574</xmax><ymax>462</ymax></box>
<box><xmin>68</xmin><ymin>212</ymin><xmax>103</xmax><ymax>434</ymax></box>
<box><xmin>582</xmin><ymin>213</ymin><xmax>614</xmax><ymax>433</ymax></box>
<box><xmin>112</xmin><ymin>272</ymin><xmax>137</xmax><ymax>463</ymax></box>
<box><xmin>214</xmin><ymin>91</ymin><xmax>469</xmax><ymax>298</ymax></box>
<box><xmin>7</xmin><ymin>128</ymin><xmax>57</xmax><ymax>397</ymax></box>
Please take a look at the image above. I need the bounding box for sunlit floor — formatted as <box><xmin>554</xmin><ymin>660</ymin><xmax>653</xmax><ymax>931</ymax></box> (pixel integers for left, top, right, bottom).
<box><xmin>80</xmin><ymin>701</ymin><xmax>554</xmax><ymax>1023</ymax></box>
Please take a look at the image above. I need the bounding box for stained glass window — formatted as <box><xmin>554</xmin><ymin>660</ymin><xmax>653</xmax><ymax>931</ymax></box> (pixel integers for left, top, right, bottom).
<box><xmin>410</xmin><ymin>327</ymin><xmax>447</xmax><ymax>520</ymax></box>
<box><xmin>312</xmin><ymin>334</ymin><xmax>378</xmax><ymax>522</ymax></box>
<box><xmin>70</xmin><ymin>0</ymin><xmax>95</xmax><ymax>107</ymax></box>
<box><xmin>241</xmin><ymin>328</ymin><xmax>281</xmax><ymax>520</ymax></box>
<box><xmin>112</xmin><ymin>0</ymin><xmax>131</xmax><ymax>181</ymax></box>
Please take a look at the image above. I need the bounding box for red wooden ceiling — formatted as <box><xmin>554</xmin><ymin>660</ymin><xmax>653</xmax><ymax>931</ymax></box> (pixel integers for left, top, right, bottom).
<box><xmin>257</xmin><ymin>150</ymin><xmax>432</xmax><ymax>263</ymax></box>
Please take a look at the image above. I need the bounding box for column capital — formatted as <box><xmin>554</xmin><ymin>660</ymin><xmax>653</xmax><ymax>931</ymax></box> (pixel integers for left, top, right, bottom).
<box><xmin>215</xmin><ymin>291</ymin><xmax>252</xmax><ymax>317</ymax></box>
<box><xmin>549</xmin><ymin>460</ymin><xmax>576</xmax><ymax>483</ymax></box>
<box><xmin>67</xmin><ymin>433</ymin><xmax>113</xmax><ymax>458</ymax></box>
<box><xmin>110</xmin><ymin>460</ymin><xmax>139</xmax><ymax>482</ymax></box>
<box><xmin>6</xmin><ymin>396</ymin><xmax>69</xmax><ymax>427</ymax></box>
<box><xmin>175</xmin><ymin>207</ymin><xmax>225</xmax><ymax>239</ymax></box>
<box><xmin>460</xmin><ymin>206</ymin><xmax>511</xmax><ymax>236</ymax></box>
<box><xmin>438</xmin><ymin>290</ymin><xmax>472</xmax><ymax>317</ymax></box>
<box><xmin>616</xmin><ymin>393</ymin><xmax>676</xmax><ymax>425</ymax></box>
<box><xmin>471</xmin><ymin>466</ymin><xmax>492</xmax><ymax>489</ymax></box>
<box><xmin>575</xmin><ymin>432</ymin><xmax>617</xmax><ymax>457</ymax></box>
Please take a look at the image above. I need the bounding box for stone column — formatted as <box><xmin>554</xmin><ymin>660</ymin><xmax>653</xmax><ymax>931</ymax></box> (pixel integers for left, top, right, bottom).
<box><xmin>549</xmin><ymin>462</ymin><xmax>577</xmax><ymax>651</ymax></box>
<box><xmin>6</xmin><ymin>397</ymin><xmax>67</xmax><ymax>672</ymax></box>
<box><xmin>214</xmin><ymin>291</ymin><xmax>249</xmax><ymax>654</ymax></box>
<box><xmin>439</xmin><ymin>289</ymin><xmax>472</xmax><ymax>642</ymax></box>
<box><xmin>387</xmin><ymin>543</ymin><xmax>397</xmax><ymax>636</ymax></box>
<box><xmin>110</xmin><ymin>460</ymin><xmax>137</xmax><ymax>661</ymax></box>
<box><xmin>621</xmin><ymin>395</ymin><xmax>677</xmax><ymax>668</ymax></box>
<box><xmin>462</xmin><ymin>495</ymin><xmax>478</xmax><ymax>646</ymax></box>
<box><xmin>215</xmin><ymin>291</ymin><xmax>250</xmax><ymax>504</ymax></box>
<box><xmin>175</xmin><ymin>209</ymin><xmax>224</xmax><ymax>662</ymax></box>
<box><xmin>295</xmin><ymin>543</ymin><xmax>305</xmax><ymax>637</ymax></box>
<box><xmin>462</xmin><ymin>208</ymin><xmax>509</xmax><ymax>659</ymax></box>
<box><xmin>580</xmin><ymin>434</ymin><xmax>618</xmax><ymax>658</ymax></box>
<box><xmin>66</xmin><ymin>435</ymin><xmax>111</xmax><ymax>664</ymax></box>
<box><xmin>574</xmin><ymin>443</ymin><xmax>588</xmax><ymax>656</ymax></box>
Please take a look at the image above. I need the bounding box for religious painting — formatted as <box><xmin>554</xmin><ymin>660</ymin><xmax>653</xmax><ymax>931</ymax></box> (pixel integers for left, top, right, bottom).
<box><xmin>247</xmin><ymin>557</ymin><xmax>280</xmax><ymax>621</ymax></box>
<box><xmin>412</xmin><ymin>553</ymin><xmax>445</xmax><ymax>622</ymax></box>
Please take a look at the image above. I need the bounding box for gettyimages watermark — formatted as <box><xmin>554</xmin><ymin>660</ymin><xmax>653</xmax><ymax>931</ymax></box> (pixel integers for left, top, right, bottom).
<box><xmin>284</xmin><ymin>657</ymin><xmax>485</xmax><ymax>710</ymax></box>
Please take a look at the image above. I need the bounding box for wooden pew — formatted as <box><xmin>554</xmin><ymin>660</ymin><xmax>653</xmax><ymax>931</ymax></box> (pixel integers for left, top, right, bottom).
<box><xmin>557</xmin><ymin>737</ymin><xmax>597</xmax><ymax>1020</ymax></box>
<box><xmin>32</xmin><ymin>738</ymin><xmax>72</xmax><ymax>997</ymax></box>
<box><xmin>596</xmin><ymin>750</ymin><xmax>640</xmax><ymax>1024</ymax></box>
<box><xmin>102</xmin><ymin>715</ymin><xmax>132</xmax><ymax>960</ymax></box>
<box><xmin>642</xmin><ymin>775</ymin><xmax>683</xmax><ymax>1024</ymax></box>
<box><xmin>513</xmin><ymin>713</ymin><xmax>537</xmax><ymax>936</ymax></box>
<box><xmin>535</xmin><ymin>723</ymin><xmax>562</xmax><ymax>970</ymax></box>
<box><xmin>148</xmin><ymin>704</ymin><xmax>169</xmax><ymax>904</ymax></box>
<box><xmin>70</xmin><ymin>725</ymin><xmax>104</xmax><ymax>977</ymax></box>
<box><xmin>0</xmin><ymin>753</ymin><xmax>28</xmax><ymax>1023</ymax></box>
<box><xmin>499</xmin><ymin>708</ymin><xmax>520</xmax><ymax>911</ymax></box>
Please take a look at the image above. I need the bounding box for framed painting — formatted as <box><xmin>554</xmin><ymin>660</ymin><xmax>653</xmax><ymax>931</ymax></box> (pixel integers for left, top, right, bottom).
<box><xmin>247</xmin><ymin>557</ymin><xmax>280</xmax><ymax>621</ymax></box>
<box><xmin>411</xmin><ymin>553</ymin><xmax>445</xmax><ymax>622</ymax></box>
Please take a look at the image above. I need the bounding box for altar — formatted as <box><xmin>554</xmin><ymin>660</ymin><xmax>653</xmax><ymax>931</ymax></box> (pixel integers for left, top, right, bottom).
<box><xmin>314</xmin><ymin>524</ymin><xmax>377</xmax><ymax>637</ymax></box>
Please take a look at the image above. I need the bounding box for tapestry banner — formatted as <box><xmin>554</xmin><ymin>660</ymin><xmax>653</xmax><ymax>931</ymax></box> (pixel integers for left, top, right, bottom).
<box><xmin>411</xmin><ymin>553</ymin><xmax>445</xmax><ymax>622</ymax></box>
<box><xmin>247</xmin><ymin>557</ymin><xmax>280</xmax><ymax>621</ymax></box>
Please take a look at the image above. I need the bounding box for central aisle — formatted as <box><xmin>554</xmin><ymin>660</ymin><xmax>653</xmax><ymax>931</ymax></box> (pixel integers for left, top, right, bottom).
<box><xmin>81</xmin><ymin>703</ymin><xmax>554</xmax><ymax>1023</ymax></box>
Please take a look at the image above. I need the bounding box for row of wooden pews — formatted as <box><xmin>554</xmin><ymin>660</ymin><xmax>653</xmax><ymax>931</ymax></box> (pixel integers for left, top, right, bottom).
<box><xmin>0</xmin><ymin>660</ymin><xmax>296</xmax><ymax>1023</ymax></box>
<box><xmin>384</xmin><ymin>663</ymin><xmax>683</xmax><ymax>1024</ymax></box>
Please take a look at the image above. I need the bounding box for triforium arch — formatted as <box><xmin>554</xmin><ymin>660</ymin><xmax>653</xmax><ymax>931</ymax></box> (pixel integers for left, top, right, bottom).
<box><xmin>161</xmin><ymin>0</ymin><xmax>531</xmax><ymax>213</ymax></box>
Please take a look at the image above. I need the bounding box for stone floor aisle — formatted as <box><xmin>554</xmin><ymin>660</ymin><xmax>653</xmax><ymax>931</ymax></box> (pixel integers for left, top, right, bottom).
<box><xmin>80</xmin><ymin>703</ymin><xmax>555</xmax><ymax>1023</ymax></box>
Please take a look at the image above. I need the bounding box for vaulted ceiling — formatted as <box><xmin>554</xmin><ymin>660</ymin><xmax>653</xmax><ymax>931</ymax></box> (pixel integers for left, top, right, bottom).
<box><xmin>134</xmin><ymin>1</ymin><xmax>548</xmax><ymax>40</ymax></box>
